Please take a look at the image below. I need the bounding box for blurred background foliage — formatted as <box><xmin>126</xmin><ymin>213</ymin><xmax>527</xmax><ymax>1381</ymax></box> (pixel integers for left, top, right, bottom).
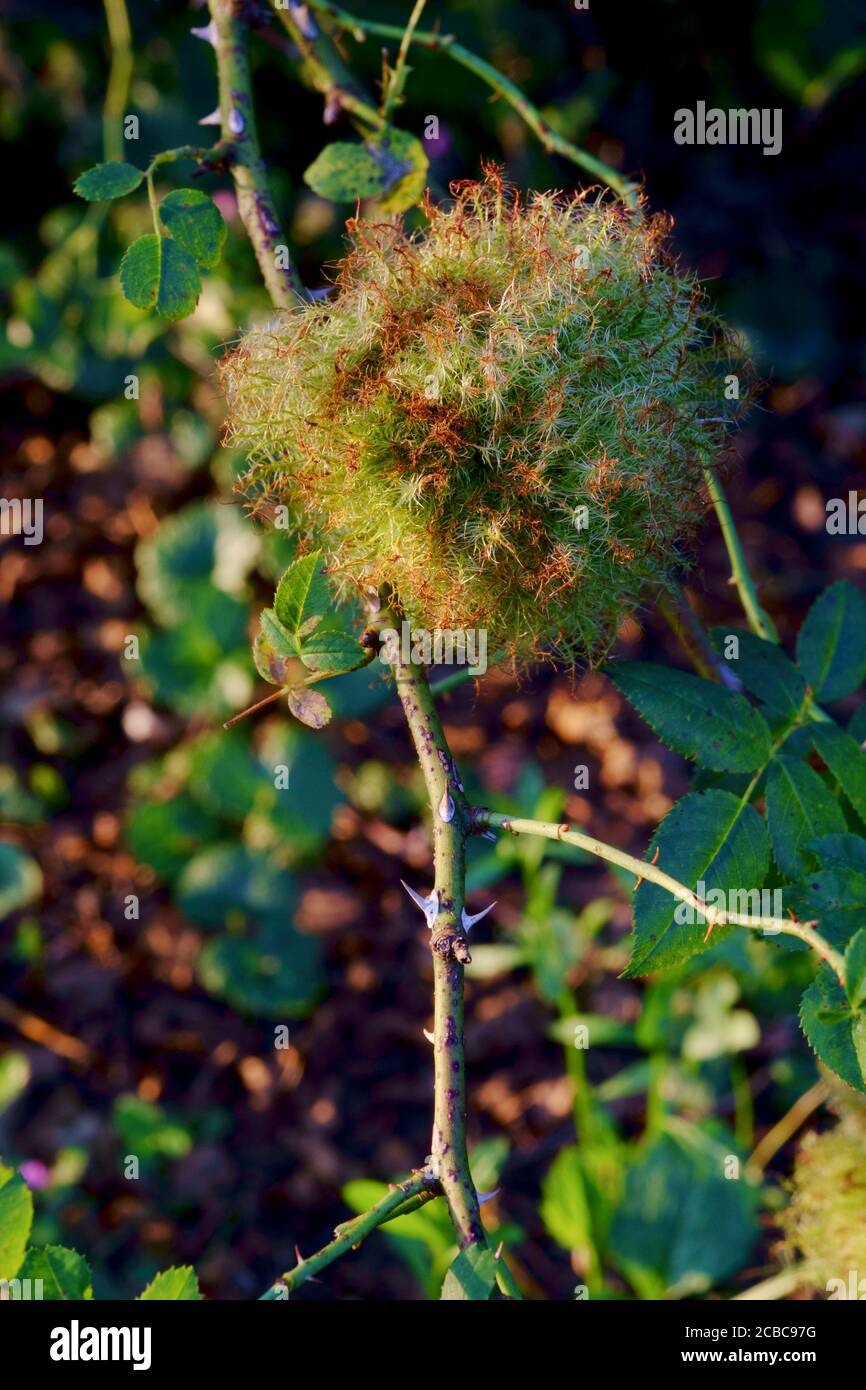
<box><xmin>1</xmin><ymin>0</ymin><xmax>866</xmax><ymax>1299</ymax></box>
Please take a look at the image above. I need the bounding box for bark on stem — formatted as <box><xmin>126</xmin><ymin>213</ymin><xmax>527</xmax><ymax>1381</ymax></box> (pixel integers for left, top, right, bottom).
<box><xmin>395</xmin><ymin>658</ymin><xmax>485</xmax><ymax>1249</ymax></box>
<box><xmin>208</xmin><ymin>0</ymin><xmax>306</xmax><ymax>305</ymax></box>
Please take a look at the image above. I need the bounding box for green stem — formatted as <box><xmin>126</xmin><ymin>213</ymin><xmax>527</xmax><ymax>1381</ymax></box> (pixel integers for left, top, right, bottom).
<box><xmin>303</xmin><ymin>0</ymin><xmax>639</xmax><ymax>202</ymax></box>
<box><xmin>382</xmin><ymin>0</ymin><xmax>428</xmax><ymax>121</ymax></box>
<box><xmin>474</xmin><ymin>810</ymin><xmax>846</xmax><ymax>984</ymax></box>
<box><xmin>275</xmin><ymin>1168</ymin><xmax>436</xmax><ymax>1292</ymax></box>
<box><xmin>102</xmin><ymin>0</ymin><xmax>133</xmax><ymax>164</ymax></box>
<box><xmin>208</xmin><ymin>0</ymin><xmax>306</xmax><ymax>305</ymax></box>
<box><xmin>270</xmin><ymin>0</ymin><xmax>383</xmax><ymax>130</ymax></box>
<box><xmin>394</xmin><ymin>658</ymin><xmax>485</xmax><ymax>1249</ymax></box>
<box><xmin>704</xmin><ymin>467</ymin><xmax>778</xmax><ymax>643</ymax></box>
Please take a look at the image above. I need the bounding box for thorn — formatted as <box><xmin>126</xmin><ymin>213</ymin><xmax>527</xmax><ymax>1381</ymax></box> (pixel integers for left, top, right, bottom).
<box><xmin>493</xmin><ymin>1241</ymin><xmax>504</xmax><ymax>1259</ymax></box>
<box><xmin>198</xmin><ymin>107</ymin><xmax>222</xmax><ymax>126</ymax></box>
<box><xmin>461</xmin><ymin>901</ymin><xmax>496</xmax><ymax>931</ymax></box>
<box><xmin>481</xmin><ymin>829</ymin><xmax>496</xmax><ymax>842</ymax></box>
<box><xmin>422</xmin><ymin>1028</ymin><xmax>435</xmax><ymax>1044</ymax></box>
<box><xmin>228</xmin><ymin>106</ymin><xmax>245</xmax><ymax>137</ymax></box>
<box><xmin>438</xmin><ymin>789</ymin><xmax>455</xmax><ymax>822</ymax></box>
<box><xmin>633</xmin><ymin>846</ymin><xmax>659</xmax><ymax>893</ymax></box>
<box><xmin>190</xmin><ymin>21</ymin><xmax>218</xmax><ymax>46</ymax></box>
<box><xmin>477</xmin><ymin>1188</ymin><xmax>500</xmax><ymax>1206</ymax></box>
<box><xmin>400</xmin><ymin>879</ymin><xmax>440</xmax><ymax>929</ymax></box>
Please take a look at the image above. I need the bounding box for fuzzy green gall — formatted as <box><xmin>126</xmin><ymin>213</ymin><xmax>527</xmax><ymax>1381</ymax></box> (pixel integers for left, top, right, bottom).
<box><xmin>222</xmin><ymin>169</ymin><xmax>750</xmax><ymax>666</ymax></box>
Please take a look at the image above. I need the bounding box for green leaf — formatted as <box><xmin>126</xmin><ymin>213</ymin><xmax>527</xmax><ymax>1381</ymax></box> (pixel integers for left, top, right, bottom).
<box><xmin>254</xmin><ymin>609</ymin><xmax>301</xmax><ymax>685</ymax></box>
<box><xmin>126</xmin><ymin>794</ymin><xmax>221</xmax><ymax>885</ymax></box>
<box><xmin>74</xmin><ymin>161</ymin><xmax>144</xmax><ymax>201</ymax></box>
<box><xmin>807</xmin><ymin>832</ymin><xmax>866</xmax><ymax>876</ymax></box>
<box><xmin>138</xmin><ymin>1266</ymin><xmax>203</xmax><ymax>1301</ymax></box>
<box><xmin>845</xmin><ymin>929</ymin><xmax>866</xmax><ymax>1011</ymax></box>
<box><xmin>609</xmin><ymin>1129</ymin><xmax>759</xmax><ymax>1298</ymax></box>
<box><xmin>796</xmin><ymin>580</ymin><xmax>866</xmax><ymax>701</ymax></box>
<box><xmin>440</xmin><ymin>1244</ymin><xmax>497</xmax><ymax>1301</ymax></box>
<box><xmin>0</xmin><ymin>1162</ymin><xmax>33</xmax><ymax>1280</ymax></box>
<box><xmin>540</xmin><ymin>1146</ymin><xmax>593</xmax><ymax>1252</ymax></box>
<box><xmin>198</xmin><ymin>918</ymin><xmax>322</xmax><ymax>1018</ymax></box>
<box><xmin>300</xmin><ymin>628</ymin><xmax>368</xmax><ymax>677</ymax></box>
<box><xmin>287</xmin><ymin>688</ymin><xmax>332</xmax><ymax>729</ymax></box>
<box><xmin>158</xmin><ymin>189</ymin><xmax>226</xmax><ymax>269</ymax></box>
<box><xmin>0</xmin><ymin>842</ymin><xmax>42</xmax><ymax>920</ymax></box>
<box><xmin>710</xmin><ymin>628</ymin><xmax>807</xmax><ymax>720</ymax></box>
<box><xmin>786</xmin><ymin>869</ymin><xmax>866</xmax><ymax>951</ymax></box>
<box><xmin>765</xmin><ymin>756</ymin><xmax>847</xmax><ymax>879</ymax></box>
<box><xmin>811</xmin><ymin>722</ymin><xmax>866</xmax><ymax>824</ymax></box>
<box><xmin>800</xmin><ymin>966</ymin><xmax>866</xmax><ymax>1092</ymax></box>
<box><xmin>372</xmin><ymin>128</ymin><xmax>429</xmax><ymax>213</ymax></box>
<box><xmin>113</xmin><ymin>1095</ymin><xmax>193</xmax><ymax>1162</ymax></box>
<box><xmin>18</xmin><ymin>1245</ymin><xmax>93</xmax><ymax>1299</ymax></box>
<box><xmin>274</xmin><ymin>552</ymin><xmax>330</xmax><ymax>637</ymax></box>
<box><xmin>304</xmin><ymin>142</ymin><xmax>392</xmax><ymax>201</ymax></box>
<box><xmin>304</xmin><ymin>130</ymin><xmax>428</xmax><ymax>211</ymax></box>
<box><xmin>119</xmin><ymin>233</ymin><xmax>201</xmax><ymax>321</ymax></box>
<box><xmin>625</xmin><ymin>790</ymin><xmax>770</xmax><ymax>977</ymax></box>
<box><xmin>176</xmin><ymin>844</ymin><xmax>298</xmax><ymax>930</ymax></box>
<box><xmin>605</xmin><ymin>662</ymin><xmax>772</xmax><ymax>772</ymax></box>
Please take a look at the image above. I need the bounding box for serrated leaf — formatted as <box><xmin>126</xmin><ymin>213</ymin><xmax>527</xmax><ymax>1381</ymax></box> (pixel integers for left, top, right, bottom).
<box><xmin>119</xmin><ymin>233</ymin><xmax>201</xmax><ymax>321</ymax></box>
<box><xmin>0</xmin><ymin>1162</ymin><xmax>33</xmax><ymax>1280</ymax></box>
<box><xmin>300</xmin><ymin>628</ymin><xmax>367</xmax><ymax>677</ymax></box>
<box><xmin>440</xmin><ymin>1244</ymin><xmax>497</xmax><ymax>1300</ymax></box>
<box><xmin>765</xmin><ymin>756</ymin><xmax>847</xmax><ymax>879</ymax></box>
<box><xmin>796</xmin><ymin>580</ymin><xmax>866</xmax><ymax>701</ymax></box>
<box><xmin>800</xmin><ymin>966</ymin><xmax>866</xmax><ymax>1092</ymax></box>
<box><xmin>73</xmin><ymin>161</ymin><xmax>144</xmax><ymax>201</ymax></box>
<box><xmin>807</xmin><ymin>832</ymin><xmax>866</xmax><ymax>875</ymax></box>
<box><xmin>287</xmin><ymin>688</ymin><xmax>332</xmax><ymax>729</ymax></box>
<box><xmin>605</xmin><ymin>662</ymin><xmax>771</xmax><ymax>772</ymax></box>
<box><xmin>625</xmin><ymin>790</ymin><xmax>770</xmax><ymax>977</ymax></box>
<box><xmin>811</xmin><ymin>722</ymin><xmax>866</xmax><ymax>824</ymax></box>
<box><xmin>274</xmin><ymin>552</ymin><xmax>330</xmax><ymax>637</ymax></box>
<box><xmin>138</xmin><ymin>1266</ymin><xmax>203</xmax><ymax>1300</ymax></box>
<box><xmin>845</xmin><ymin>929</ymin><xmax>866</xmax><ymax>1011</ymax></box>
<box><xmin>254</xmin><ymin>608</ymin><xmax>300</xmax><ymax>685</ymax></box>
<box><xmin>18</xmin><ymin>1245</ymin><xmax>93</xmax><ymax>1299</ymax></box>
<box><xmin>786</xmin><ymin>869</ymin><xmax>866</xmax><ymax>951</ymax></box>
<box><xmin>710</xmin><ymin>627</ymin><xmax>807</xmax><ymax>719</ymax></box>
<box><xmin>158</xmin><ymin>189</ymin><xmax>226</xmax><ymax>269</ymax></box>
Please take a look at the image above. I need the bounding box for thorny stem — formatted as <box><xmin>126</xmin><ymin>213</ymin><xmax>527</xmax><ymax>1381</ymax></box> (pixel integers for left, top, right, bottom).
<box><xmin>272</xmin><ymin>1168</ymin><xmax>437</xmax><ymax>1294</ymax></box>
<box><xmin>208</xmin><ymin>0</ymin><xmax>306</xmax><ymax>304</ymax></box>
<box><xmin>302</xmin><ymin>0</ymin><xmax>639</xmax><ymax>203</ymax></box>
<box><xmin>394</xmin><ymin>657</ymin><xmax>486</xmax><ymax>1249</ymax></box>
<box><xmin>270</xmin><ymin>0</ymin><xmax>383</xmax><ymax>130</ymax></box>
<box><xmin>381</xmin><ymin>0</ymin><xmax>428</xmax><ymax>121</ymax></box>
<box><xmin>474</xmin><ymin>810</ymin><xmax>846</xmax><ymax>985</ymax></box>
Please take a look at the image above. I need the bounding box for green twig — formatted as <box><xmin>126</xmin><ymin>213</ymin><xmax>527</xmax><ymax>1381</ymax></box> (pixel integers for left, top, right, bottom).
<box><xmin>208</xmin><ymin>0</ymin><xmax>306</xmax><ymax>305</ymax></box>
<box><xmin>102</xmin><ymin>0</ymin><xmax>133</xmax><ymax>164</ymax></box>
<box><xmin>703</xmin><ymin>467</ymin><xmax>778</xmax><ymax>644</ymax></box>
<box><xmin>275</xmin><ymin>1168</ymin><xmax>437</xmax><ymax>1293</ymax></box>
<box><xmin>474</xmin><ymin>810</ymin><xmax>846</xmax><ymax>984</ymax></box>
<box><xmin>381</xmin><ymin>0</ymin><xmax>428</xmax><ymax>121</ymax></box>
<box><xmin>303</xmin><ymin>0</ymin><xmax>639</xmax><ymax>202</ymax></box>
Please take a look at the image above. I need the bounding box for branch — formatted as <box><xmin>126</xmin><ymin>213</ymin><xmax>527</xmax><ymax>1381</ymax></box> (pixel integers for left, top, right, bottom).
<box><xmin>269</xmin><ymin>0</ymin><xmax>383</xmax><ymax>130</ymax></box>
<box><xmin>303</xmin><ymin>0</ymin><xmax>639</xmax><ymax>202</ymax></box>
<box><xmin>208</xmin><ymin>0</ymin><xmax>307</xmax><ymax>305</ymax></box>
<box><xmin>271</xmin><ymin>1168</ymin><xmax>438</xmax><ymax>1294</ymax></box>
<box><xmin>703</xmin><ymin>467</ymin><xmax>778</xmax><ymax>644</ymax></box>
<box><xmin>473</xmin><ymin>810</ymin><xmax>846</xmax><ymax>984</ymax></box>
<box><xmin>394</xmin><ymin>657</ymin><xmax>486</xmax><ymax>1249</ymax></box>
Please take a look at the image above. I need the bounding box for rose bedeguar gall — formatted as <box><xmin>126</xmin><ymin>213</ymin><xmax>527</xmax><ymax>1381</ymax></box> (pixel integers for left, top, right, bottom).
<box><xmin>221</xmin><ymin>168</ymin><xmax>752</xmax><ymax>667</ymax></box>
